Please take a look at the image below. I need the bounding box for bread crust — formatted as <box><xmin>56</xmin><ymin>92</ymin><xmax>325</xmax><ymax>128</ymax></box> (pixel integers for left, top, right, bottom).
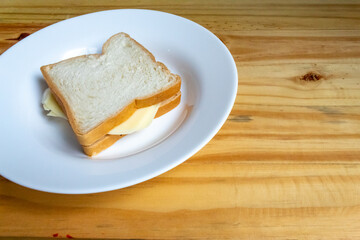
<box><xmin>83</xmin><ymin>135</ymin><xmax>124</xmax><ymax>157</ymax></box>
<box><xmin>83</xmin><ymin>92</ymin><xmax>181</xmax><ymax>156</ymax></box>
<box><xmin>41</xmin><ymin>32</ymin><xmax>181</xmax><ymax>146</ymax></box>
<box><xmin>155</xmin><ymin>91</ymin><xmax>181</xmax><ymax>118</ymax></box>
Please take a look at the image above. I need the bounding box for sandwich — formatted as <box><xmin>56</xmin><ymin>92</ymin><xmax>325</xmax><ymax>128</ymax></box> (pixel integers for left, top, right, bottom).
<box><xmin>40</xmin><ymin>33</ymin><xmax>181</xmax><ymax>156</ymax></box>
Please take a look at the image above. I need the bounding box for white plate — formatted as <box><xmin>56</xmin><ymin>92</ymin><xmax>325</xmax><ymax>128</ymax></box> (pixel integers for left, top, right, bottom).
<box><xmin>0</xmin><ymin>9</ymin><xmax>237</xmax><ymax>194</ymax></box>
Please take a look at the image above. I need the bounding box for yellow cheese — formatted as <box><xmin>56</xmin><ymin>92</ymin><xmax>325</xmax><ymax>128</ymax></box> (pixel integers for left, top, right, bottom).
<box><xmin>108</xmin><ymin>104</ymin><xmax>159</xmax><ymax>135</ymax></box>
<box><xmin>41</xmin><ymin>88</ymin><xmax>159</xmax><ymax>135</ymax></box>
<box><xmin>41</xmin><ymin>88</ymin><xmax>67</xmax><ymax>119</ymax></box>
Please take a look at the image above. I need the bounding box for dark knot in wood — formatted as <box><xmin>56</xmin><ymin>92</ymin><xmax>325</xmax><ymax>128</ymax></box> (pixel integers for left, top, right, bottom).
<box><xmin>301</xmin><ymin>72</ymin><xmax>322</xmax><ymax>81</ymax></box>
<box><xmin>6</xmin><ymin>33</ymin><xmax>30</xmax><ymax>41</ymax></box>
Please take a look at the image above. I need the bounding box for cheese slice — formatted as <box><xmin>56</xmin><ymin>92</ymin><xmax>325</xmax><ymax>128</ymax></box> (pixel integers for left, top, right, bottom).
<box><xmin>42</xmin><ymin>89</ymin><xmax>159</xmax><ymax>135</ymax></box>
<box><xmin>108</xmin><ymin>104</ymin><xmax>159</xmax><ymax>135</ymax></box>
<box><xmin>42</xmin><ymin>88</ymin><xmax>67</xmax><ymax>119</ymax></box>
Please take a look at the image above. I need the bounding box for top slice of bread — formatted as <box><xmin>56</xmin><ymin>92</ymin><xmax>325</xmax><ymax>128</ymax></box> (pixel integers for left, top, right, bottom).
<box><xmin>41</xmin><ymin>33</ymin><xmax>181</xmax><ymax>146</ymax></box>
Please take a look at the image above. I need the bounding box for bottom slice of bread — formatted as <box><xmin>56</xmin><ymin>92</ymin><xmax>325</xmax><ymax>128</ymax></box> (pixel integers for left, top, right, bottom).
<box><xmin>83</xmin><ymin>92</ymin><xmax>181</xmax><ymax>156</ymax></box>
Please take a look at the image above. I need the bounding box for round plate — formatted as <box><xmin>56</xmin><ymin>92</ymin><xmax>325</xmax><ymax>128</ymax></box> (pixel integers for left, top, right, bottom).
<box><xmin>0</xmin><ymin>9</ymin><xmax>237</xmax><ymax>194</ymax></box>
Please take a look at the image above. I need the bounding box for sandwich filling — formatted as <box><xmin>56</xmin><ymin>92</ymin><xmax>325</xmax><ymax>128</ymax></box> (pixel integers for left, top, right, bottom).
<box><xmin>42</xmin><ymin>88</ymin><xmax>159</xmax><ymax>135</ymax></box>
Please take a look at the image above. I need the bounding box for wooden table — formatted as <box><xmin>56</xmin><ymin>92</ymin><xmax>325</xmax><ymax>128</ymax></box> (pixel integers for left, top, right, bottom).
<box><xmin>1</xmin><ymin>0</ymin><xmax>360</xmax><ymax>239</ymax></box>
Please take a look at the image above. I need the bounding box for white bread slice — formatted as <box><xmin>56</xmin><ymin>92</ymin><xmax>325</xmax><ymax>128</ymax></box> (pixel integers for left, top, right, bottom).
<box><xmin>41</xmin><ymin>33</ymin><xmax>181</xmax><ymax>146</ymax></box>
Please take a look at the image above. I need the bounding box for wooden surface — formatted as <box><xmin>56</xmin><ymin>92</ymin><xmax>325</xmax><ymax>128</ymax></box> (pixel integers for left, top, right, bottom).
<box><xmin>1</xmin><ymin>0</ymin><xmax>360</xmax><ymax>239</ymax></box>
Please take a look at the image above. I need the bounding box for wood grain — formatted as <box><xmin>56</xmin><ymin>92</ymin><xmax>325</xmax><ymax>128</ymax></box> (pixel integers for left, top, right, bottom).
<box><xmin>1</xmin><ymin>0</ymin><xmax>360</xmax><ymax>239</ymax></box>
